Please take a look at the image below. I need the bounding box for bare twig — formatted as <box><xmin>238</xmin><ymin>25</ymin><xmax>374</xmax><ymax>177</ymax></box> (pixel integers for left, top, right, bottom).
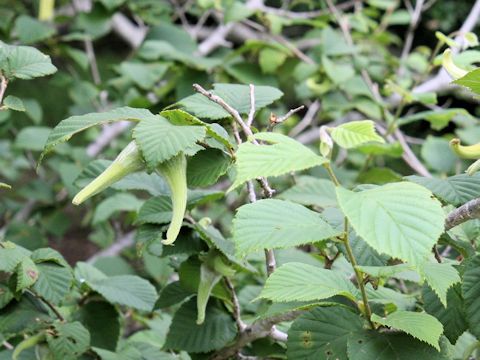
<box><xmin>247</xmin><ymin>84</ymin><xmax>256</xmax><ymax>127</ymax></box>
<box><xmin>445</xmin><ymin>198</ymin><xmax>480</xmax><ymax>230</ymax></box>
<box><xmin>398</xmin><ymin>0</ymin><xmax>425</xmax><ymax>76</ymax></box>
<box><xmin>393</xmin><ymin>128</ymin><xmax>432</xmax><ymax>177</ymax></box>
<box><xmin>87</xmin><ymin>231</ymin><xmax>135</xmax><ymax>263</ymax></box>
<box><xmin>2</xmin><ymin>341</ymin><xmax>13</xmax><ymax>350</ymax></box>
<box><xmin>211</xmin><ymin>311</ymin><xmax>302</xmax><ymax>360</ymax></box>
<box><xmin>0</xmin><ymin>76</ymin><xmax>8</xmax><ymax>106</ymax></box>
<box><xmin>225</xmin><ymin>278</ymin><xmax>247</xmax><ymax>332</ymax></box>
<box><xmin>289</xmin><ymin>101</ymin><xmax>320</xmax><ymax>137</ymax></box>
<box><xmin>86</xmin><ymin>121</ymin><xmax>131</xmax><ymax>157</ymax></box>
<box><xmin>277</xmin><ymin>106</ymin><xmax>306</xmax><ymax>123</ymax></box>
<box><xmin>197</xmin><ymin>23</ymin><xmax>234</xmax><ymax>56</ymax></box>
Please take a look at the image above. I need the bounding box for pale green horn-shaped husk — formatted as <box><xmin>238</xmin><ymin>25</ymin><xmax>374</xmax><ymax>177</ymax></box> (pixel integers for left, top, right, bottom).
<box><xmin>73</xmin><ymin>141</ymin><xmax>144</xmax><ymax>205</ymax></box>
<box><xmin>157</xmin><ymin>152</ymin><xmax>188</xmax><ymax>245</ymax></box>
<box><xmin>442</xmin><ymin>49</ymin><xmax>468</xmax><ymax>80</ymax></box>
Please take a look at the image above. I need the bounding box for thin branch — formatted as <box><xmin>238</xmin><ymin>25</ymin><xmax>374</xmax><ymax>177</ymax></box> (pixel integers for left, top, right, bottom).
<box><xmin>289</xmin><ymin>101</ymin><xmax>320</xmax><ymax>137</ymax></box>
<box><xmin>86</xmin><ymin>121</ymin><xmax>131</xmax><ymax>157</ymax></box>
<box><xmin>225</xmin><ymin>278</ymin><xmax>247</xmax><ymax>332</ymax></box>
<box><xmin>445</xmin><ymin>198</ymin><xmax>480</xmax><ymax>230</ymax></box>
<box><xmin>30</xmin><ymin>290</ymin><xmax>65</xmax><ymax>322</ymax></box>
<box><xmin>2</xmin><ymin>341</ymin><xmax>13</xmax><ymax>350</ymax></box>
<box><xmin>268</xmin><ymin>106</ymin><xmax>305</xmax><ymax>131</ymax></box>
<box><xmin>211</xmin><ymin>311</ymin><xmax>302</xmax><ymax>360</ymax></box>
<box><xmin>87</xmin><ymin>231</ymin><xmax>135</xmax><ymax>264</ymax></box>
<box><xmin>393</xmin><ymin>128</ymin><xmax>432</xmax><ymax>177</ymax></box>
<box><xmin>0</xmin><ymin>76</ymin><xmax>8</xmax><ymax>106</ymax></box>
<box><xmin>197</xmin><ymin>23</ymin><xmax>234</xmax><ymax>56</ymax></box>
<box><xmin>398</xmin><ymin>0</ymin><xmax>425</xmax><ymax>76</ymax></box>
<box><xmin>247</xmin><ymin>84</ymin><xmax>255</xmax><ymax>127</ymax></box>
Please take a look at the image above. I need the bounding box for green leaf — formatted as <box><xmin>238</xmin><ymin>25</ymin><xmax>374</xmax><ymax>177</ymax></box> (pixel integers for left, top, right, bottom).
<box><xmin>31</xmin><ymin>248</ymin><xmax>68</xmax><ymax>267</ymax></box>
<box><xmin>0</xmin><ymin>43</ymin><xmax>57</xmax><ymax>80</ymax></box>
<box><xmin>0</xmin><ymin>284</ymin><xmax>14</xmax><ymax>310</ymax></box>
<box><xmin>132</xmin><ymin>115</ymin><xmax>206</xmax><ymax>169</ymax></box>
<box><xmin>165</xmin><ymin>298</ymin><xmax>237</xmax><ymax>353</ymax></box>
<box><xmin>331</xmin><ymin>120</ymin><xmax>384</xmax><ymax>149</ymax></box>
<box><xmin>420</xmin><ymin>262</ymin><xmax>460</xmax><ymax>307</ymax></box>
<box><xmin>233</xmin><ymin>199</ymin><xmax>341</xmax><ymax>256</ymax></box>
<box><xmin>0</xmin><ymin>242</ymin><xmax>31</xmax><ymax>272</ymax></box>
<box><xmin>3</xmin><ymin>95</ymin><xmax>25</xmax><ymax>111</ymax></box>
<box><xmin>15</xmin><ymin>126</ymin><xmax>51</xmax><ymax>151</ymax></box>
<box><xmin>13</xmin><ymin>15</ymin><xmax>55</xmax><ymax>44</ymax></box>
<box><xmin>46</xmin><ymin>321</ymin><xmax>90</xmax><ymax>360</ymax></box>
<box><xmin>356</xmin><ymin>264</ymin><xmax>416</xmax><ymax>280</ymax></box>
<box><xmin>336</xmin><ymin>182</ymin><xmax>445</xmax><ymax>265</ymax></box>
<box><xmin>406</xmin><ymin>173</ymin><xmax>480</xmax><ymax>206</ymax></box>
<box><xmin>16</xmin><ymin>257</ymin><xmax>39</xmax><ymax>291</ymax></box>
<box><xmin>462</xmin><ymin>254</ymin><xmax>480</xmax><ymax>338</ymax></box>
<box><xmin>41</xmin><ymin>107</ymin><xmax>156</xmax><ymax>162</ymax></box>
<box><xmin>177</xmin><ymin>83</ymin><xmax>283</xmax><ymax>120</ymax></box>
<box><xmin>371</xmin><ymin>311</ymin><xmax>443</xmax><ymax>350</ymax></box>
<box><xmin>137</xmin><ymin>196</ymin><xmax>172</xmax><ymax>225</ymax></box>
<box><xmin>347</xmin><ymin>331</ymin><xmax>453</xmax><ymax>360</ymax></box>
<box><xmin>156</xmin><ymin>281</ymin><xmax>194</xmax><ymax>309</ymax></box>
<box><xmin>187</xmin><ymin>149</ymin><xmax>231</xmax><ymax>187</ymax></box>
<box><xmin>453</xmin><ymin>68</ymin><xmax>480</xmax><ymax>95</ymax></box>
<box><xmin>119</xmin><ymin>62</ymin><xmax>169</xmax><ymax>90</ymax></box>
<box><xmin>92</xmin><ymin>193</ymin><xmax>144</xmax><ymax>225</ymax></box>
<box><xmin>287</xmin><ymin>306</ymin><xmax>363</xmax><ymax>360</ymax></box>
<box><xmin>160</xmin><ymin>109</ymin><xmax>235</xmax><ymax>152</ymax></box>
<box><xmin>32</xmin><ymin>263</ymin><xmax>72</xmax><ymax>305</ymax></box>
<box><xmin>259</xmin><ymin>263</ymin><xmax>358</xmax><ymax>302</ymax></box>
<box><xmin>75</xmin><ymin>301</ymin><xmax>120</xmax><ymax>351</ymax></box>
<box><xmin>322</xmin><ymin>55</ymin><xmax>355</xmax><ymax>84</ymax></box>
<box><xmin>76</xmin><ymin>262</ymin><xmax>157</xmax><ymax>311</ymax></box>
<box><xmin>259</xmin><ymin>47</ymin><xmax>288</xmax><ymax>74</ymax></box>
<box><xmin>229</xmin><ymin>132</ymin><xmax>326</xmax><ymax>191</ymax></box>
<box><xmin>423</xmin><ymin>284</ymin><xmax>467</xmax><ymax>343</ymax></box>
<box><xmin>278</xmin><ymin>176</ymin><xmax>337</xmax><ymax>208</ymax></box>
<box><xmin>0</xmin><ymin>294</ymin><xmax>50</xmax><ymax>336</ymax></box>
<box><xmin>87</xmin><ymin>275</ymin><xmax>157</xmax><ymax>312</ymax></box>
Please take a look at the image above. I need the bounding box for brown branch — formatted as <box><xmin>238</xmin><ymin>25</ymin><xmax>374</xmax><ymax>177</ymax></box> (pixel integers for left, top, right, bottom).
<box><xmin>211</xmin><ymin>311</ymin><xmax>302</xmax><ymax>360</ymax></box>
<box><xmin>225</xmin><ymin>278</ymin><xmax>246</xmax><ymax>332</ymax></box>
<box><xmin>445</xmin><ymin>198</ymin><xmax>480</xmax><ymax>230</ymax></box>
<box><xmin>398</xmin><ymin>0</ymin><xmax>425</xmax><ymax>76</ymax></box>
<box><xmin>0</xmin><ymin>76</ymin><xmax>8</xmax><ymax>106</ymax></box>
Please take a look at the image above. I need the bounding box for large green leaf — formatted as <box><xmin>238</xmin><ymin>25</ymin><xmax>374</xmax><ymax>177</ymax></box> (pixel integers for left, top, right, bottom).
<box><xmin>41</xmin><ymin>107</ymin><xmax>156</xmax><ymax>162</ymax></box>
<box><xmin>0</xmin><ymin>242</ymin><xmax>30</xmax><ymax>272</ymax></box>
<box><xmin>119</xmin><ymin>62</ymin><xmax>169</xmax><ymax>90</ymax></box>
<box><xmin>31</xmin><ymin>262</ymin><xmax>73</xmax><ymax>305</ymax></box>
<box><xmin>406</xmin><ymin>173</ymin><xmax>480</xmax><ymax>206</ymax></box>
<box><xmin>287</xmin><ymin>306</ymin><xmax>363</xmax><ymax>360</ymax></box>
<box><xmin>75</xmin><ymin>262</ymin><xmax>157</xmax><ymax>312</ymax></box>
<box><xmin>423</xmin><ymin>284</ymin><xmax>467</xmax><ymax>343</ymax></box>
<box><xmin>336</xmin><ymin>182</ymin><xmax>445</xmax><ymax>265</ymax></box>
<box><xmin>233</xmin><ymin>199</ymin><xmax>341</xmax><ymax>256</ymax></box>
<box><xmin>164</xmin><ymin>298</ymin><xmax>237</xmax><ymax>353</ymax></box>
<box><xmin>0</xmin><ymin>43</ymin><xmax>57</xmax><ymax>80</ymax></box>
<box><xmin>347</xmin><ymin>331</ymin><xmax>453</xmax><ymax>360</ymax></box>
<box><xmin>259</xmin><ymin>262</ymin><xmax>358</xmax><ymax>302</ymax></box>
<box><xmin>187</xmin><ymin>149</ymin><xmax>231</xmax><ymax>187</ymax></box>
<box><xmin>331</xmin><ymin>120</ymin><xmax>384</xmax><ymax>149</ymax></box>
<box><xmin>92</xmin><ymin>193</ymin><xmax>144</xmax><ymax>225</ymax></box>
<box><xmin>462</xmin><ymin>254</ymin><xmax>480</xmax><ymax>337</ymax></box>
<box><xmin>132</xmin><ymin>115</ymin><xmax>206</xmax><ymax>169</ymax></box>
<box><xmin>371</xmin><ymin>311</ymin><xmax>443</xmax><ymax>350</ymax></box>
<box><xmin>177</xmin><ymin>83</ymin><xmax>283</xmax><ymax>120</ymax></box>
<box><xmin>229</xmin><ymin>132</ymin><xmax>326</xmax><ymax>191</ymax></box>
<box><xmin>75</xmin><ymin>301</ymin><xmax>120</xmax><ymax>351</ymax></box>
<box><xmin>420</xmin><ymin>262</ymin><xmax>460</xmax><ymax>307</ymax></box>
<box><xmin>278</xmin><ymin>176</ymin><xmax>337</xmax><ymax>208</ymax></box>
<box><xmin>453</xmin><ymin>68</ymin><xmax>480</xmax><ymax>95</ymax></box>
<box><xmin>46</xmin><ymin>321</ymin><xmax>90</xmax><ymax>360</ymax></box>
